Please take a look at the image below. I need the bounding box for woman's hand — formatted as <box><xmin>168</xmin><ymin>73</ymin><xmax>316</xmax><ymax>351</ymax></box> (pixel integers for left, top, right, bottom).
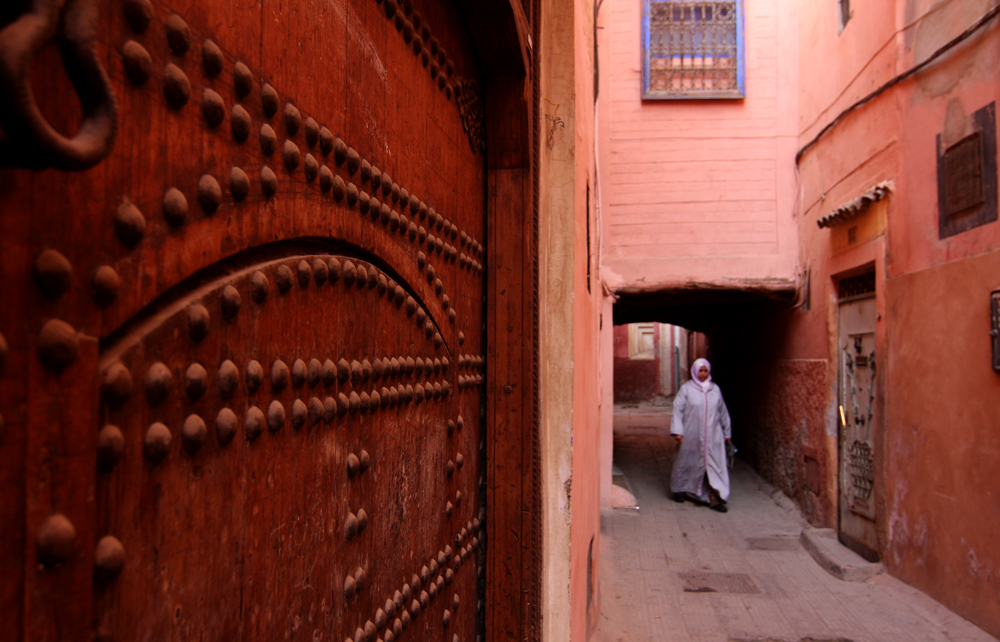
<box><xmin>673</xmin><ymin>434</ymin><xmax>683</xmax><ymax>444</ymax></box>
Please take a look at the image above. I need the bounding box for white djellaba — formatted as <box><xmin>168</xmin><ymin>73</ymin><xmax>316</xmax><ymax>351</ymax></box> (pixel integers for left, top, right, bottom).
<box><xmin>670</xmin><ymin>358</ymin><xmax>732</xmax><ymax>504</ymax></box>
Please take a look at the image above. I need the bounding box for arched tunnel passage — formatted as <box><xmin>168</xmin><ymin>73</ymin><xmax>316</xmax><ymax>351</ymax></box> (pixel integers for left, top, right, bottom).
<box><xmin>607</xmin><ymin>281</ymin><xmax>838</xmax><ymax>528</ymax></box>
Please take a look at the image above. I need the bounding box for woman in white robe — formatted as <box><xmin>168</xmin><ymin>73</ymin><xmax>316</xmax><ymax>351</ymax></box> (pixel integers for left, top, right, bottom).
<box><xmin>670</xmin><ymin>358</ymin><xmax>732</xmax><ymax>512</ymax></box>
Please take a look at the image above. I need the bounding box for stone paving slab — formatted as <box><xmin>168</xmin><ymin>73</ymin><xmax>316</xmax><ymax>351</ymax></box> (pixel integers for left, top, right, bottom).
<box><xmin>594</xmin><ymin>411</ymin><xmax>998</xmax><ymax>642</ymax></box>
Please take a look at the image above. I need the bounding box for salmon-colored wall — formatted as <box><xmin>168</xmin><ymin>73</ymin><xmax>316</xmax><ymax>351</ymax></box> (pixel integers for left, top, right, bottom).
<box><xmin>598</xmin><ymin>0</ymin><xmax>799</xmax><ymax>290</ymax></box>
<box><xmin>571</xmin><ymin>0</ymin><xmax>603</xmax><ymax>640</ymax></box>
<box><xmin>539</xmin><ymin>0</ymin><xmax>600</xmax><ymax>638</ymax></box>
<box><xmin>885</xmin><ymin>13</ymin><xmax>1000</xmax><ymax>637</ymax></box>
<box><xmin>885</xmin><ymin>251</ymin><xmax>1000</xmax><ymax>635</ymax></box>
<box><xmin>794</xmin><ymin>0</ymin><xmax>1000</xmax><ymax>634</ymax></box>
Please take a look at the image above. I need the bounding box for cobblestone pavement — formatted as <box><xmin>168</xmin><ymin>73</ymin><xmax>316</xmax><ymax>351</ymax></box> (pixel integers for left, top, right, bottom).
<box><xmin>593</xmin><ymin>407</ymin><xmax>997</xmax><ymax>642</ymax></box>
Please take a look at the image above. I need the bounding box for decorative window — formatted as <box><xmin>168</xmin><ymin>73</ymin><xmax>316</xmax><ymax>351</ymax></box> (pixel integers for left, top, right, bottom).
<box><xmin>642</xmin><ymin>0</ymin><xmax>745</xmax><ymax>99</ymax></box>
<box><xmin>943</xmin><ymin>132</ymin><xmax>985</xmax><ymax>214</ymax></box>
<box><xmin>937</xmin><ymin>102</ymin><xmax>997</xmax><ymax>239</ymax></box>
<box><xmin>837</xmin><ymin>271</ymin><xmax>875</xmax><ymax>301</ymax></box>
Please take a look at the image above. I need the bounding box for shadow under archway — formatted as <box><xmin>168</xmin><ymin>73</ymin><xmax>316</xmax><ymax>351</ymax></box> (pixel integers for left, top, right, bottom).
<box><xmin>608</xmin><ymin>282</ymin><xmax>835</xmax><ymax>526</ymax></box>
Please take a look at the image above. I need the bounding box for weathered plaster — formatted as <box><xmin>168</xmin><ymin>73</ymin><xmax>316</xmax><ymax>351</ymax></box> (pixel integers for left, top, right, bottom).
<box><xmin>570</xmin><ymin>0</ymin><xmax>602</xmax><ymax>637</ymax></box>
<box><xmin>539</xmin><ymin>0</ymin><xmax>576</xmax><ymax>639</ymax></box>
<box><xmin>539</xmin><ymin>0</ymin><xmax>602</xmax><ymax>638</ymax></box>
<box><xmin>885</xmin><ymin>250</ymin><xmax>1000</xmax><ymax>635</ymax></box>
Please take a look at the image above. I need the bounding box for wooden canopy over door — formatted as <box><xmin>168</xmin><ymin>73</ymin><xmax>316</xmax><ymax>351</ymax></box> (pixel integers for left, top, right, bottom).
<box><xmin>0</xmin><ymin>0</ymin><xmax>539</xmax><ymax>640</ymax></box>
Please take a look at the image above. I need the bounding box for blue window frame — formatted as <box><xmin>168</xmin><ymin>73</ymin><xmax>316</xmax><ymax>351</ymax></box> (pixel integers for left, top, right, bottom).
<box><xmin>642</xmin><ymin>0</ymin><xmax>745</xmax><ymax>99</ymax></box>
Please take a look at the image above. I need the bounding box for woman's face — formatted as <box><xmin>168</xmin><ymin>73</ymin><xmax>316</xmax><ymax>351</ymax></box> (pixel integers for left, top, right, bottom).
<box><xmin>698</xmin><ymin>366</ymin><xmax>710</xmax><ymax>382</ymax></box>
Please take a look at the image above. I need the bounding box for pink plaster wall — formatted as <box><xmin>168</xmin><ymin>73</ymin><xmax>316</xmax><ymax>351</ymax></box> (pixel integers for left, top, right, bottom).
<box><xmin>598</xmin><ymin>0</ymin><xmax>800</xmax><ymax>290</ymax></box>
<box><xmin>571</xmin><ymin>0</ymin><xmax>603</xmax><ymax>639</ymax></box>
<box><xmin>884</xmin><ymin>252</ymin><xmax>1000</xmax><ymax>636</ymax></box>
<box><xmin>794</xmin><ymin>1</ymin><xmax>1000</xmax><ymax>634</ymax></box>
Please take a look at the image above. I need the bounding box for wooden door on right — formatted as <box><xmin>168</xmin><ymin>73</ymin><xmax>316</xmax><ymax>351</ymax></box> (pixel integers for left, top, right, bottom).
<box><xmin>838</xmin><ymin>294</ymin><xmax>879</xmax><ymax>562</ymax></box>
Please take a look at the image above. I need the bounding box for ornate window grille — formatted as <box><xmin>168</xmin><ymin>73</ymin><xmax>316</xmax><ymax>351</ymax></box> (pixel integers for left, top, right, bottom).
<box><xmin>937</xmin><ymin>102</ymin><xmax>997</xmax><ymax>239</ymax></box>
<box><xmin>837</xmin><ymin>271</ymin><xmax>876</xmax><ymax>301</ymax></box>
<box><xmin>642</xmin><ymin>0</ymin><xmax>745</xmax><ymax>99</ymax></box>
<box><xmin>942</xmin><ymin>131</ymin><xmax>985</xmax><ymax>217</ymax></box>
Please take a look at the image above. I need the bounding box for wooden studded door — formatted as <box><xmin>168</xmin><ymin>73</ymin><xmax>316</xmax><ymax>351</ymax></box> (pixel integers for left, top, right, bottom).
<box><xmin>0</xmin><ymin>0</ymin><xmax>520</xmax><ymax>639</ymax></box>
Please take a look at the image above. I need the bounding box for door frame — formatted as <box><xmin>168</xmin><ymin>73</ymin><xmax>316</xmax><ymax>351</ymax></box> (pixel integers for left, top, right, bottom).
<box><xmin>464</xmin><ymin>2</ymin><xmax>543</xmax><ymax>641</ymax></box>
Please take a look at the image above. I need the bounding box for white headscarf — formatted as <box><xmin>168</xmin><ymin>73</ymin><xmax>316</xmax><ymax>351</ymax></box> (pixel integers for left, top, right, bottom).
<box><xmin>691</xmin><ymin>358</ymin><xmax>712</xmax><ymax>392</ymax></box>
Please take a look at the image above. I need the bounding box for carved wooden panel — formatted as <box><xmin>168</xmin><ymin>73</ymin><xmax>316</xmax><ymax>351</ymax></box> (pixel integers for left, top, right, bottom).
<box><xmin>0</xmin><ymin>0</ymin><xmax>504</xmax><ymax>639</ymax></box>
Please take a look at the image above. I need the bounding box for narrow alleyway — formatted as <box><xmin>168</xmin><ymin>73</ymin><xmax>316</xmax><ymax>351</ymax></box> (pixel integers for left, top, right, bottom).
<box><xmin>593</xmin><ymin>404</ymin><xmax>998</xmax><ymax>642</ymax></box>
